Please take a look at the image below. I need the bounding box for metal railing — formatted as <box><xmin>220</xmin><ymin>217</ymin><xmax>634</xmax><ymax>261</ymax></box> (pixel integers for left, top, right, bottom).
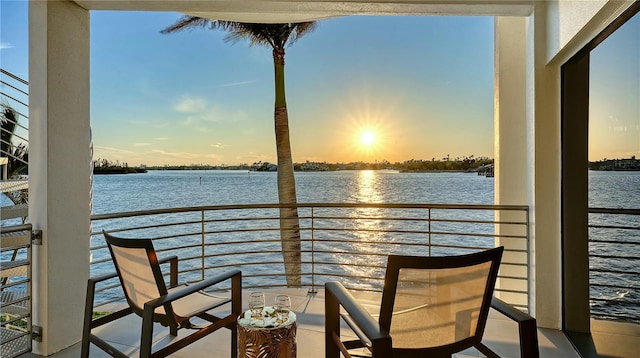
<box><xmin>588</xmin><ymin>207</ymin><xmax>640</xmax><ymax>323</ymax></box>
<box><xmin>1</xmin><ymin>69</ymin><xmax>29</xmax><ymax>224</ymax></box>
<box><xmin>0</xmin><ymin>224</ymin><xmax>33</xmax><ymax>358</ymax></box>
<box><xmin>0</xmin><ymin>68</ymin><xmax>29</xmax><ymax>166</ymax></box>
<box><xmin>89</xmin><ymin>203</ymin><xmax>531</xmax><ymax>311</ymax></box>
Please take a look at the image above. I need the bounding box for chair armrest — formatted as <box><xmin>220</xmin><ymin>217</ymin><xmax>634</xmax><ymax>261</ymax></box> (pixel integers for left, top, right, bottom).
<box><xmin>491</xmin><ymin>297</ymin><xmax>539</xmax><ymax>358</ymax></box>
<box><xmin>146</xmin><ymin>269</ymin><xmax>242</xmax><ymax>309</ymax></box>
<box><xmin>88</xmin><ymin>271</ymin><xmax>118</xmax><ymax>285</ymax></box>
<box><xmin>158</xmin><ymin>255</ymin><xmax>178</xmax><ymax>287</ymax></box>
<box><xmin>325</xmin><ymin>281</ymin><xmax>391</xmax><ymax>356</ymax></box>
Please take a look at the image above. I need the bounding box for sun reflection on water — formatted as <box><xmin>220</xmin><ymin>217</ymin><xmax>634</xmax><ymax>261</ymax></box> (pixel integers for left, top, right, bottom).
<box><xmin>339</xmin><ymin>170</ymin><xmax>390</xmax><ymax>287</ymax></box>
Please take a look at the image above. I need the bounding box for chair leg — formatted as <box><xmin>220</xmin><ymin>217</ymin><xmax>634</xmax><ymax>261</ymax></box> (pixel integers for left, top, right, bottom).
<box><xmin>141</xmin><ymin>309</ymin><xmax>155</xmax><ymax>358</ymax></box>
<box><xmin>325</xmin><ymin>288</ymin><xmax>341</xmax><ymax>358</ymax></box>
<box><xmin>81</xmin><ymin>280</ymin><xmax>97</xmax><ymax>358</ymax></box>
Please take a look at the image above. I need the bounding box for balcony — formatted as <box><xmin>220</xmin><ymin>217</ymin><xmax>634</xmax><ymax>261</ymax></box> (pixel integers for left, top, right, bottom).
<box><xmin>4</xmin><ymin>202</ymin><xmax>574</xmax><ymax>357</ymax></box>
<box><xmin>26</xmin><ymin>287</ymin><xmax>582</xmax><ymax>358</ymax></box>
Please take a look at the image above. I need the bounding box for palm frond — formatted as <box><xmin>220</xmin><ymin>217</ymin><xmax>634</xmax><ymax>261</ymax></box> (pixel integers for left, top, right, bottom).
<box><xmin>162</xmin><ymin>18</ymin><xmax>317</xmax><ymax>50</ymax></box>
<box><xmin>1</xmin><ymin>105</ymin><xmax>18</xmax><ymax>156</ymax></box>
<box><xmin>289</xmin><ymin>22</ymin><xmax>317</xmax><ymax>46</ymax></box>
<box><xmin>160</xmin><ymin>15</ymin><xmax>213</xmax><ymax>34</ymax></box>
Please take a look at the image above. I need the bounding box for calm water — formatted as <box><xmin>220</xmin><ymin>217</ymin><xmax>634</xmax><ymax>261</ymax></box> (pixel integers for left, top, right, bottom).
<box><xmin>90</xmin><ymin>169</ymin><xmax>640</xmax><ymax>322</ymax></box>
<box><xmin>2</xmin><ymin>170</ymin><xmax>638</xmax><ymax>322</ymax></box>
<box><xmin>91</xmin><ymin>170</ymin><xmax>494</xmax><ymax>214</ymax></box>
<box><xmin>588</xmin><ymin>171</ymin><xmax>640</xmax><ymax>323</ymax></box>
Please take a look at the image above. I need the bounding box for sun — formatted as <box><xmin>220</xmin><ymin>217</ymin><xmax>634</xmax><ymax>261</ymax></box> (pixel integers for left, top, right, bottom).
<box><xmin>360</xmin><ymin>131</ymin><xmax>376</xmax><ymax>146</ymax></box>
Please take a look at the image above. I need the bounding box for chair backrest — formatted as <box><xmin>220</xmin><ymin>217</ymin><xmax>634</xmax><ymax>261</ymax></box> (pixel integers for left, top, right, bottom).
<box><xmin>103</xmin><ymin>231</ymin><xmax>175</xmax><ymax>324</ymax></box>
<box><xmin>378</xmin><ymin>246</ymin><xmax>503</xmax><ymax>354</ymax></box>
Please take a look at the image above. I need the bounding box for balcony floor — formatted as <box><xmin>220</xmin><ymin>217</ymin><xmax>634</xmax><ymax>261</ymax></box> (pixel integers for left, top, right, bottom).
<box><xmin>24</xmin><ymin>288</ymin><xmax>580</xmax><ymax>358</ymax></box>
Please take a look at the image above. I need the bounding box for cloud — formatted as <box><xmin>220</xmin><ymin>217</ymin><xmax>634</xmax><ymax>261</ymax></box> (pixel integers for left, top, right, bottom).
<box><xmin>0</xmin><ymin>42</ymin><xmax>13</xmax><ymax>50</ymax></box>
<box><xmin>149</xmin><ymin>149</ymin><xmax>223</xmax><ymax>161</ymax></box>
<box><xmin>173</xmin><ymin>96</ymin><xmax>207</xmax><ymax>113</ymax></box>
<box><xmin>130</xmin><ymin>119</ymin><xmax>170</xmax><ymax>129</ymax></box>
<box><xmin>92</xmin><ymin>145</ymin><xmax>136</xmax><ymax>159</ymax></box>
<box><xmin>171</xmin><ymin>94</ymin><xmax>247</xmax><ymax>132</ymax></box>
<box><xmin>133</xmin><ymin>142</ymin><xmax>152</xmax><ymax>147</ymax></box>
<box><xmin>216</xmin><ymin>80</ymin><xmax>256</xmax><ymax>88</ymax></box>
<box><xmin>210</xmin><ymin>142</ymin><xmax>227</xmax><ymax>149</ymax></box>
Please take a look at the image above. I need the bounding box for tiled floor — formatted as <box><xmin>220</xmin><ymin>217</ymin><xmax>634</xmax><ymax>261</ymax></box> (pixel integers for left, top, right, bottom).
<box><xmin>24</xmin><ymin>288</ymin><xmax>581</xmax><ymax>357</ymax></box>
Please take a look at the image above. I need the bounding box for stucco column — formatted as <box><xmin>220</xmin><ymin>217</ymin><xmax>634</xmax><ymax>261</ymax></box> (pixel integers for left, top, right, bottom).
<box><xmin>495</xmin><ymin>8</ymin><xmax>563</xmax><ymax>330</ymax></box>
<box><xmin>494</xmin><ymin>16</ymin><xmax>529</xmax><ymax>309</ymax></box>
<box><xmin>29</xmin><ymin>0</ymin><xmax>91</xmax><ymax>354</ymax></box>
<box><xmin>530</xmin><ymin>3</ymin><xmax>563</xmax><ymax>330</ymax></box>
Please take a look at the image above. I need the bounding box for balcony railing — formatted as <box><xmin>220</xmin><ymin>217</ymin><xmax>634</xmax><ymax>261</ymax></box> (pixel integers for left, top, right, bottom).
<box><xmin>89</xmin><ymin>203</ymin><xmax>531</xmax><ymax>311</ymax></box>
<box><xmin>588</xmin><ymin>207</ymin><xmax>640</xmax><ymax>323</ymax></box>
<box><xmin>0</xmin><ymin>224</ymin><xmax>34</xmax><ymax>358</ymax></box>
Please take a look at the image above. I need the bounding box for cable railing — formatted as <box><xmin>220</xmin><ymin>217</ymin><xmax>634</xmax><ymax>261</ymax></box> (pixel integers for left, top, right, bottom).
<box><xmin>0</xmin><ymin>69</ymin><xmax>29</xmax><ymax>166</ymax></box>
<box><xmin>1</xmin><ymin>69</ymin><xmax>29</xmax><ymax>224</ymax></box>
<box><xmin>89</xmin><ymin>203</ymin><xmax>531</xmax><ymax>312</ymax></box>
<box><xmin>588</xmin><ymin>207</ymin><xmax>640</xmax><ymax>323</ymax></box>
<box><xmin>0</xmin><ymin>224</ymin><xmax>34</xmax><ymax>358</ymax></box>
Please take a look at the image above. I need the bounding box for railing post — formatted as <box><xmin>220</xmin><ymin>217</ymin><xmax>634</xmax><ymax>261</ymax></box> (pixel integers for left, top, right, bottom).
<box><xmin>201</xmin><ymin>210</ymin><xmax>205</xmax><ymax>281</ymax></box>
<box><xmin>428</xmin><ymin>208</ymin><xmax>432</xmax><ymax>256</ymax></box>
<box><xmin>309</xmin><ymin>207</ymin><xmax>317</xmax><ymax>294</ymax></box>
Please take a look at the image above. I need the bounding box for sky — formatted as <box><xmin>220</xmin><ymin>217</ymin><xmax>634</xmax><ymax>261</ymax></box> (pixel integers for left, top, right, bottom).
<box><xmin>1</xmin><ymin>1</ymin><xmax>638</xmax><ymax>166</ymax></box>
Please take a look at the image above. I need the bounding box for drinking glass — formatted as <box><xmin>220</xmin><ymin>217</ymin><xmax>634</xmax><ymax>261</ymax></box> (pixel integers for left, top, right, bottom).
<box><xmin>249</xmin><ymin>292</ymin><xmax>265</xmax><ymax>319</ymax></box>
<box><xmin>274</xmin><ymin>295</ymin><xmax>291</xmax><ymax>323</ymax></box>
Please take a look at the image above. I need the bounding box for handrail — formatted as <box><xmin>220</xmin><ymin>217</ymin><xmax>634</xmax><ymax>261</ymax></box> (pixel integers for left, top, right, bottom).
<box><xmin>89</xmin><ymin>202</ymin><xmax>532</xmax><ymax>312</ymax></box>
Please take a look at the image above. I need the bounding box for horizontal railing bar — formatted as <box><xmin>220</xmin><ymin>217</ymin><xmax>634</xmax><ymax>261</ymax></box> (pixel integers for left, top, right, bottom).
<box><xmin>589</xmin><ymin>239</ymin><xmax>639</xmax><ymax>245</ymax></box>
<box><xmin>93</xmin><ymin>220</ymin><xmax>203</xmax><ymax>237</ymax></box>
<box><xmin>0</xmin><ymin>244</ymin><xmax>30</xmax><ymax>252</ymax></box>
<box><xmin>90</xmin><ymin>257</ymin><xmax>113</xmax><ymax>265</ymax></box>
<box><xmin>589</xmin><ymin>283</ymin><xmax>640</xmax><ymax>290</ymax></box>
<box><xmin>301</xmin><ymin>215</ymin><xmax>527</xmax><ymax>226</ymax></box>
<box><xmin>0</xmin><ymin>80</ymin><xmax>28</xmax><ymax>97</ymax></box>
<box><xmin>1</xmin><ymin>69</ymin><xmax>29</xmax><ymax>86</ymax></box>
<box><xmin>92</xmin><ymin>202</ymin><xmax>529</xmax><ymax>221</ymax></box>
<box><xmin>205</xmin><ymin>227</ymin><xmax>281</xmax><ymax>235</ymax></box>
<box><xmin>0</xmin><ymin>278</ymin><xmax>30</xmax><ymax>290</ymax></box>
<box><xmin>497</xmin><ymin>275</ymin><xmax>529</xmax><ymax>281</ymax></box>
<box><xmin>0</xmin><ymin>224</ymin><xmax>32</xmax><ymax>234</ymax></box>
<box><xmin>589</xmin><ymin>225</ymin><xmax>640</xmax><ymax>230</ymax></box>
<box><xmin>0</xmin><ymin>99</ymin><xmax>29</xmax><ymax>122</ymax></box>
<box><xmin>589</xmin><ymin>254</ymin><xmax>639</xmax><ymax>261</ymax></box>
<box><xmin>310</xmin><ymin>227</ymin><xmax>528</xmax><ymax>240</ymax></box>
<box><xmin>94</xmin><ymin>283</ymin><xmax>121</xmax><ymax>295</ymax></box>
<box><xmin>0</xmin><ymin>296</ymin><xmax>30</xmax><ymax>309</ymax></box>
<box><xmin>590</xmin><ymin>269</ymin><xmax>637</xmax><ymax>275</ymax></box>
<box><xmin>494</xmin><ymin>288</ymin><xmax>528</xmax><ymax>295</ymax></box>
<box><xmin>94</xmin><ymin>297</ymin><xmax>126</xmax><ymax>308</ymax></box>
<box><xmin>589</xmin><ymin>207</ymin><xmax>640</xmax><ymax>215</ymax></box>
<box><xmin>1</xmin><ymin>312</ymin><xmax>30</xmax><ymax>323</ymax></box>
<box><xmin>0</xmin><ymin>331</ymin><xmax>30</xmax><ymax>346</ymax></box>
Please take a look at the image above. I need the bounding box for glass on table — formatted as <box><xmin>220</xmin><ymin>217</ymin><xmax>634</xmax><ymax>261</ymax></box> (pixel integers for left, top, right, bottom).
<box><xmin>275</xmin><ymin>295</ymin><xmax>291</xmax><ymax>323</ymax></box>
<box><xmin>249</xmin><ymin>292</ymin><xmax>265</xmax><ymax>319</ymax></box>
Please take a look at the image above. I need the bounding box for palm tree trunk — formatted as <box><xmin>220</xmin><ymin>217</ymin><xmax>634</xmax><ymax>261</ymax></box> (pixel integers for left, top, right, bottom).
<box><xmin>273</xmin><ymin>48</ymin><xmax>302</xmax><ymax>286</ymax></box>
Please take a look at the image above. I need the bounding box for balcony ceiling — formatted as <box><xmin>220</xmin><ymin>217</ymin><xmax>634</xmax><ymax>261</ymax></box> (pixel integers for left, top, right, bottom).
<box><xmin>73</xmin><ymin>0</ymin><xmax>534</xmax><ymax>23</ymax></box>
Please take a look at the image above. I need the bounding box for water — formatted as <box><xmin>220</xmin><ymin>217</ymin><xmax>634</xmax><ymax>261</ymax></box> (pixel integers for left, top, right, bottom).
<box><xmin>91</xmin><ymin>170</ymin><xmax>494</xmax><ymax>214</ymax></box>
<box><xmin>588</xmin><ymin>171</ymin><xmax>640</xmax><ymax>323</ymax></box>
<box><xmin>2</xmin><ymin>169</ymin><xmax>638</xmax><ymax>322</ymax></box>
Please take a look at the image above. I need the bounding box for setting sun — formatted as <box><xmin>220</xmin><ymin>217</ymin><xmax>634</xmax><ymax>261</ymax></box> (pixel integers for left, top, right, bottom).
<box><xmin>360</xmin><ymin>131</ymin><xmax>376</xmax><ymax>146</ymax></box>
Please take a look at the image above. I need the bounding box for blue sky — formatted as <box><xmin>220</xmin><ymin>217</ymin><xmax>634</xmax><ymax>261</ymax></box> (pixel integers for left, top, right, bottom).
<box><xmin>1</xmin><ymin>1</ymin><xmax>638</xmax><ymax>166</ymax></box>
